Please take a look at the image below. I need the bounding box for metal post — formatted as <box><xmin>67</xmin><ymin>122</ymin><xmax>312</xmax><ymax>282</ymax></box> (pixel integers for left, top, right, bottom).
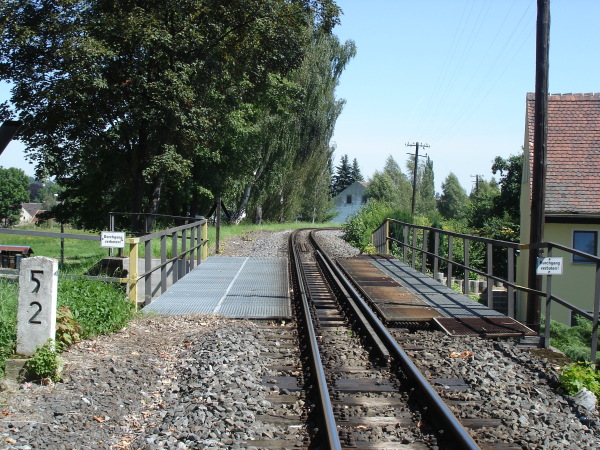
<box><xmin>144</xmin><ymin>240</ymin><xmax>152</xmax><ymax>305</ymax></box>
<box><xmin>447</xmin><ymin>235</ymin><xmax>453</xmax><ymax>289</ymax></box>
<box><xmin>421</xmin><ymin>229</ymin><xmax>427</xmax><ymax>274</ymax></box>
<box><xmin>201</xmin><ymin>220</ymin><xmax>208</xmax><ymax>261</ymax></box>
<box><xmin>544</xmin><ymin>248</ymin><xmax>553</xmax><ymax>349</ymax></box>
<box><xmin>411</xmin><ymin>228</ymin><xmax>417</xmax><ymax>269</ymax></box>
<box><xmin>464</xmin><ymin>239</ymin><xmax>470</xmax><ymax>295</ymax></box>
<box><xmin>216</xmin><ymin>197</ymin><xmax>221</xmax><ymax>254</ymax></box>
<box><xmin>385</xmin><ymin>218</ymin><xmax>390</xmax><ymax>254</ymax></box>
<box><xmin>592</xmin><ymin>261</ymin><xmax>600</xmax><ymax>364</ymax></box>
<box><xmin>171</xmin><ymin>232</ymin><xmax>178</xmax><ymax>283</ymax></box>
<box><xmin>160</xmin><ymin>235</ymin><xmax>167</xmax><ymax>294</ymax></box>
<box><xmin>487</xmin><ymin>242</ymin><xmax>493</xmax><ymax>308</ymax></box>
<box><xmin>433</xmin><ymin>232</ymin><xmax>439</xmax><ymax>282</ymax></box>
<box><xmin>402</xmin><ymin>226</ymin><xmax>408</xmax><ymax>262</ymax></box>
<box><xmin>508</xmin><ymin>248</ymin><xmax>515</xmax><ymax>318</ymax></box>
<box><xmin>60</xmin><ymin>222</ymin><xmax>65</xmax><ymax>266</ymax></box>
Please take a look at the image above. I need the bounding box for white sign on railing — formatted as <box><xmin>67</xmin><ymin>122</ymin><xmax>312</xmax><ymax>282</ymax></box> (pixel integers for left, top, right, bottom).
<box><xmin>101</xmin><ymin>231</ymin><xmax>126</xmax><ymax>248</ymax></box>
<box><xmin>536</xmin><ymin>257</ymin><xmax>563</xmax><ymax>275</ymax></box>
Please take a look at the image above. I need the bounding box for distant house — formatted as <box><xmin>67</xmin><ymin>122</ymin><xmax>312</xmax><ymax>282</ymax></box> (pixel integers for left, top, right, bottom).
<box><xmin>331</xmin><ymin>181</ymin><xmax>369</xmax><ymax>223</ymax></box>
<box><xmin>517</xmin><ymin>93</ymin><xmax>600</xmax><ymax>325</ymax></box>
<box><xmin>20</xmin><ymin>203</ymin><xmax>44</xmax><ymax>223</ymax></box>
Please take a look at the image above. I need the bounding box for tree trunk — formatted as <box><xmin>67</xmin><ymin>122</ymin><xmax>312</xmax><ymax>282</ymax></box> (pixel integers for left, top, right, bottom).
<box><xmin>254</xmin><ymin>205</ymin><xmax>262</xmax><ymax>225</ymax></box>
<box><xmin>235</xmin><ymin>184</ymin><xmax>253</xmax><ymax>225</ymax></box>
<box><xmin>146</xmin><ymin>177</ymin><xmax>163</xmax><ymax>232</ymax></box>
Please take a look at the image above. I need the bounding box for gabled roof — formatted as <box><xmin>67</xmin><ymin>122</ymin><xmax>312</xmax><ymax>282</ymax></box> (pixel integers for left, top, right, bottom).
<box><xmin>526</xmin><ymin>92</ymin><xmax>600</xmax><ymax>214</ymax></box>
<box><xmin>21</xmin><ymin>202</ymin><xmax>44</xmax><ymax>217</ymax></box>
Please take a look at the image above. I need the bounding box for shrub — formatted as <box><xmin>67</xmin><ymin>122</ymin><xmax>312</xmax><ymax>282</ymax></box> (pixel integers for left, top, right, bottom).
<box><xmin>550</xmin><ymin>317</ymin><xmax>594</xmax><ymax>362</ymax></box>
<box><xmin>559</xmin><ymin>362</ymin><xmax>600</xmax><ymax>397</ymax></box>
<box><xmin>25</xmin><ymin>339</ymin><xmax>62</xmax><ymax>382</ymax></box>
<box><xmin>342</xmin><ymin>201</ymin><xmax>411</xmax><ymax>252</ymax></box>
<box><xmin>55</xmin><ymin>305</ymin><xmax>82</xmax><ymax>349</ymax></box>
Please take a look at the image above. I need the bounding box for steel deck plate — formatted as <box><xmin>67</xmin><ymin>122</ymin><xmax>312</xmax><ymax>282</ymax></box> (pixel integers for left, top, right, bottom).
<box><xmin>144</xmin><ymin>257</ymin><xmax>290</xmax><ymax>319</ymax></box>
<box><xmin>435</xmin><ymin>317</ymin><xmax>537</xmax><ymax>337</ymax></box>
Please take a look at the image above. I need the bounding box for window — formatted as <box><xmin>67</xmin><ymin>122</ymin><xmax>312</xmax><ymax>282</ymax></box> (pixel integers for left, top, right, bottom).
<box><xmin>573</xmin><ymin>230</ymin><xmax>597</xmax><ymax>264</ymax></box>
<box><xmin>346</xmin><ymin>195</ymin><xmax>352</xmax><ymax>204</ymax></box>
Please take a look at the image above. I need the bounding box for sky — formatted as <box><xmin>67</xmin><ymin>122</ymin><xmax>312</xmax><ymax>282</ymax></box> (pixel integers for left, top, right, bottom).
<box><xmin>330</xmin><ymin>0</ymin><xmax>600</xmax><ymax>193</ymax></box>
<box><xmin>2</xmin><ymin>0</ymin><xmax>600</xmax><ymax>193</ymax></box>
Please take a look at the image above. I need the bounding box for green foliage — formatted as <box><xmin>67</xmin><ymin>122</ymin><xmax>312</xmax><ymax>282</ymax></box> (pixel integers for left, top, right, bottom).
<box><xmin>58</xmin><ymin>277</ymin><xmax>134</xmax><ymax>338</ymax></box>
<box><xmin>1</xmin><ymin>0</ymin><xmax>343</xmax><ymax>229</ymax></box>
<box><xmin>0</xmin><ymin>167</ymin><xmax>30</xmax><ymax>226</ymax></box>
<box><xmin>342</xmin><ymin>200</ymin><xmax>411</xmax><ymax>252</ymax></box>
<box><xmin>55</xmin><ymin>306</ymin><xmax>82</xmax><ymax>350</ymax></box>
<box><xmin>438</xmin><ymin>172</ymin><xmax>469</xmax><ymax>220</ymax></box>
<box><xmin>0</xmin><ymin>280</ymin><xmax>18</xmax><ymax>377</ymax></box>
<box><xmin>366</xmin><ymin>156</ymin><xmax>412</xmax><ymax>211</ymax></box>
<box><xmin>491</xmin><ymin>152</ymin><xmax>523</xmax><ymax>224</ymax></box>
<box><xmin>559</xmin><ymin>362</ymin><xmax>600</xmax><ymax>397</ymax></box>
<box><xmin>550</xmin><ymin>317</ymin><xmax>595</xmax><ymax>362</ymax></box>
<box><xmin>25</xmin><ymin>339</ymin><xmax>61</xmax><ymax>382</ymax></box>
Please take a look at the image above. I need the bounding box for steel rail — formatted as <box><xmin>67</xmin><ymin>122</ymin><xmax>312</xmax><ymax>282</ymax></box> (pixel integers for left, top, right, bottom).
<box><xmin>309</xmin><ymin>229</ymin><xmax>480</xmax><ymax>450</ymax></box>
<box><xmin>289</xmin><ymin>229</ymin><xmax>341</xmax><ymax>450</ymax></box>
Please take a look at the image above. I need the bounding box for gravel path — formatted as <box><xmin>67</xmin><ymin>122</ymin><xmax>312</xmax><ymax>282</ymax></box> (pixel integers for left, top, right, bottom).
<box><xmin>0</xmin><ymin>228</ymin><xmax>599</xmax><ymax>449</ymax></box>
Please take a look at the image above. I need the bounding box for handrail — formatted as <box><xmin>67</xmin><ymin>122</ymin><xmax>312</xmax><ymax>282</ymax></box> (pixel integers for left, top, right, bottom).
<box><xmin>373</xmin><ymin>218</ymin><xmax>600</xmax><ymax>363</ymax></box>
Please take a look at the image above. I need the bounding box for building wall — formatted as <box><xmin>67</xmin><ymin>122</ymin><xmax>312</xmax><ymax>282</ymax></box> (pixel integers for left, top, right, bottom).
<box><xmin>331</xmin><ymin>182</ymin><xmax>367</xmax><ymax>223</ymax></box>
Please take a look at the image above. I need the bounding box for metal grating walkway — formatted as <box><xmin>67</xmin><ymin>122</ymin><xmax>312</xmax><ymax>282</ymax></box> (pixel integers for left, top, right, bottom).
<box><xmin>144</xmin><ymin>257</ymin><xmax>291</xmax><ymax>319</ymax></box>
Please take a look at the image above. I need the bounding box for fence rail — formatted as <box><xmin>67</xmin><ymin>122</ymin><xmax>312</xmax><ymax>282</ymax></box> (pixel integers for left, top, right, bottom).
<box><xmin>1</xmin><ymin>214</ymin><xmax>208</xmax><ymax>308</ymax></box>
<box><xmin>373</xmin><ymin>218</ymin><xmax>600</xmax><ymax>363</ymax></box>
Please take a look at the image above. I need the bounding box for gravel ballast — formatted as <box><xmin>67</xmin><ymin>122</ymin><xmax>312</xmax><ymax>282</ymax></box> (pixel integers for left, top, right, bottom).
<box><xmin>0</xmin><ymin>228</ymin><xmax>599</xmax><ymax>448</ymax></box>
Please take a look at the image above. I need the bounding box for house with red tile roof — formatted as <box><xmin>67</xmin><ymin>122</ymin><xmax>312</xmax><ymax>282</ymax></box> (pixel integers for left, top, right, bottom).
<box><xmin>518</xmin><ymin>93</ymin><xmax>600</xmax><ymax>325</ymax></box>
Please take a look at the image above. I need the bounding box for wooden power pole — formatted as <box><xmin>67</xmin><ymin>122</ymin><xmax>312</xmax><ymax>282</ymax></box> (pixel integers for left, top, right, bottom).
<box><xmin>406</xmin><ymin>142</ymin><xmax>429</xmax><ymax>216</ymax></box>
<box><xmin>527</xmin><ymin>0</ymin><xmax>550</xmax><ymax>332</ymax></box>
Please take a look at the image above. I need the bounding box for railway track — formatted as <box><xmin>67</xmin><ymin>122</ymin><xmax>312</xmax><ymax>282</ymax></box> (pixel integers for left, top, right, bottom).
<box><xmin>289</xmin><ymin>228</ymin><xmax>480</xmax><ymax>449</ymax></box>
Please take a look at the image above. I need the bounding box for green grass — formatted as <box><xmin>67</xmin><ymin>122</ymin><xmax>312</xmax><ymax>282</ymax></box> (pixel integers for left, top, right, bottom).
<box><xmin>0</xmin><ymin>280</ymin><xmax>18</xmax><ymax>375</ymax></box>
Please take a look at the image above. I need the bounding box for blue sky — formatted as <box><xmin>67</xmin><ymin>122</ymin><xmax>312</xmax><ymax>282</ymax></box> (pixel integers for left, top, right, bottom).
<box><xmin>2</xmin><ymin>0</ymin><xmax>600</xmax><ymax>193</ymax></box>
<box><xmin>331</xmin><ymin>0</ymin><xmax>600</xmax><ymax>193</ymax></box>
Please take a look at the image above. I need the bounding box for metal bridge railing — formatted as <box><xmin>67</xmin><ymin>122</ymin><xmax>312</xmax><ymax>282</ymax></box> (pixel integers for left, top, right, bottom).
<box><xmin>372</xmin><ymin>218</ymin><xmax>600</xmax><ymax>363</ymax></box>
<box><xmin>1</xmin><ymin>214</ymin><xmax>209</xmax><ymax>308</ymax></box>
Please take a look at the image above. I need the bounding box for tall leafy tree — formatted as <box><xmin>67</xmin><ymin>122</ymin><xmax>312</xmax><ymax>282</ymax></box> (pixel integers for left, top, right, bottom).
<box><xmin>0</xmin><ymin>0</ymin><xmax>342</xmax><ymax>229</ymax></box>
<box><xmin>366</xmin><ymin>155</ymin><xmax>411</xmax><ymax>210</ymax></box>
<box><xmin>438</xmin><ymin>172</ymin><xmax>468</xmax><ymax>220</ymax></box>
<box><xmin>417</xmin><ymin>156</ymin><xmax>436</xmax><ymax>216</ymax></box>
<box><xmin>0</xmin><ymin>167</ymin><xmax>29</xmax><ymax>225</ymax></box>
<box><xmin>467</xmin><ymin>176</ymin><xmax>500</xmax><ymax>229</ymax></box>
<box><xmin>491</xmin><ymin>152</ymin><xmax>523</xmax><ymax>224</ymax></box>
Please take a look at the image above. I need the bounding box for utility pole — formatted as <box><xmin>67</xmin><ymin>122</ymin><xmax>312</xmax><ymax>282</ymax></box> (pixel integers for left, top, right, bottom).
<box><xmin>527</xmin><ymin>0</ymin><xmax>550</xmax><ymax>333</ymax></box>
<box><xmin>406</xmin><ymin>142</ymin><xmax>429</xmax><ymax>216</ymax></box>
<box><xmin>470</xmin><ymin>175</ymin><xmax>480</xmax><ymax>194</ymax></box>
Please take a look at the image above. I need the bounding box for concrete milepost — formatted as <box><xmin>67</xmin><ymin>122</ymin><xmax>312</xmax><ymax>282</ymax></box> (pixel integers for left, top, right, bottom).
<box><xmin>16</xmin><ymin>256</ymin><xmax>58</xmax><ymax>356</ymax></box>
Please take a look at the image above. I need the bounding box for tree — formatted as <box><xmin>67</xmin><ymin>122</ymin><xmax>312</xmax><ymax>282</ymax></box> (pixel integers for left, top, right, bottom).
<box><xmin>0</xmin><ymin>167</ymin><xmax>29</xmax><ymax>226</ymax></box>
<box><xmin>467</xmin><ymin>176</ymin><xmax>500</xmax><ymax>229</ymax></box>
<box><xmin>438</xmin><ymin>172</ymin><xmax>468</xmax><ymax>220</ymax></box>
<box><xmin>417</xmin><ymin>156</ymin><xmax>436</xmax><ymax>216</ymax></box>
<box><xmin>331</xmin><ymin>154</ymin><xmax>353</xmax><ymax>195</ymax></box>
<box><xmin>491</xmin><ymin>152</ymin><xmax>523</xmax><ymax>224</ymax></box>
<box><xmin>0</xmin><ymin>0</ymin><xmax>342</xmax><ymax>229</ymax></box>
<box><xmin>350</xmin><ymin>158</ymin><xmax>363</xmax><ymax>182</ymax></box>
<box><xmin>366</xmin><ymin>155</ymin><xmax>411</xmax><ymax>210</ymax></box>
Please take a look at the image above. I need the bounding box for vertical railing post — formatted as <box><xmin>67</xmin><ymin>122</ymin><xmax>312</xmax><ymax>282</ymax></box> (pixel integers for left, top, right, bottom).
<box><xmin>433</xmin><ymin>231</ymin><xmax>440</xmax><ymax>282</ymax></box>
<box><xmin>160</xmin><ymin>235</ymin><xmax>167</xmax><ymax>294</ymax></box>
<box><xmin>421</xmin><ymin>229</ymin><xmax>427</xmax><ymax>274</ymax></box>
<box><xmin>411</xmin><ymin>227</ymin><xmax>417</xmax><ymax>269</ymax></box>
<box><xmin>592</xmin><ymin>260</ymin><xmax>600</xmax><ymax>364</ymax></box>
<box><xmin>544</xmin><ymin>247</ymin><xmax>553</xmax><ymax>349</ymax></box>
<box><xmin>385</xmin><ymin>218</ymin><xmax>390</xmax><ymax>254</ymax></box>
<box><xmin>464</xmin><ymin>239</ymin><xmax>470</xmax><ymax>295</ymax></box>
<box><xmin>402</xmin><ymin>226</ymin><xmax>408</xmax><ymax>263</ymax></box>
<box><xmin>201</xmin><ymin>220</ymin><xmax>208</xmax><ymax>261</ymax></box>
<box><xmin>144</xmin><ymin>239</ymin><xmax>152</xmax><ymax>305</ymax></box>
<box><xmin>171</xmin><ymin>232</ymin><xmax>178</xmax><ymax>283</ymax></box>
<box><xmin>181</xmin><ymin>228</ymin><xmax>188</xmax><ymax>277</ymax></box>
<box><xmin>127</xmin><ymin>238</ymin><xmax>139</xmax><ymax>308</ymax></box>
<box><xmin>486</xmin><ymin>242</ymin><xmax>493</xmax><ymax>308</ymax></box>
<box><xmin>447</xmin><ymin>235</ymin><xmax>453</xmax><ymax>289</ymax></box>
<box><xmin>508</xmin><ymin>247</ymin><xmax>515</xmax><ymax>318</ymax></box>
<box><xmin>189</xmin><ymin>227</ymin><xmax>196</xmax><ymax>270</ymax></box>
